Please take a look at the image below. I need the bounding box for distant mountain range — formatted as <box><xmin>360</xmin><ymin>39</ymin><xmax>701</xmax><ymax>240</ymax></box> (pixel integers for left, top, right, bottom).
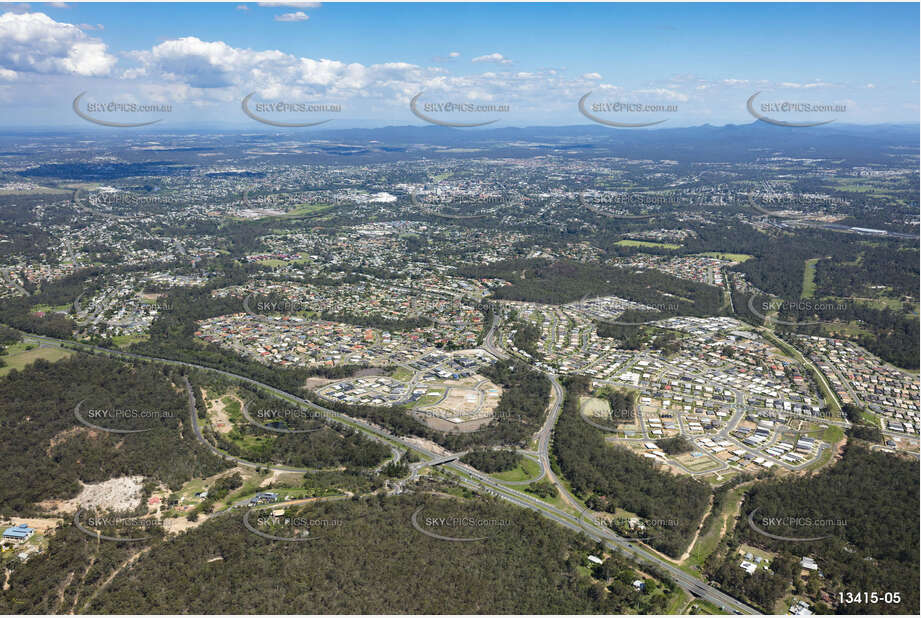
<box><xmin>3</xmin><ymin>122</ymin><xmax>917</xmax><ymax>165</ymax></box>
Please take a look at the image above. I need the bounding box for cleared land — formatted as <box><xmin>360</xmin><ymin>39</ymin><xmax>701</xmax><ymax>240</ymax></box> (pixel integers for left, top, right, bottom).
<box><xmin>0</xmin><ymin>343</ymin><xmax>73</xmax><ymax>377</ymax></box>
<box><xmin>581</xmin><ymin>396</ymin><xmax>611</xmax><ymax>418</ymax></box>
<box><xmin>694</xmin><ymin>252</ymin><xmax>754</xmax><ymax>263</ymax></box>
<box><xmin>616</xmin><ymin>239</ymin><xmax>681</xmax><ymax>250</ymax></box>
<box><xmin>801</xmin><ymin>258</ymin><xmax>820</xmax><ymax>299</ymax></box>
<box><xmin>491</xmin><ymin>457</ymin><xmax>542</xmax><ymax>482</ymax></box>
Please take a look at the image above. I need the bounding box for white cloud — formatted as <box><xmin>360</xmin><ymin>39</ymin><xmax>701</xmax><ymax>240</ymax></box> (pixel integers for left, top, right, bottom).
<box><xmin>274</xmin><ymin>11</ymin><xmax>309</xmax><ymax>22</ymax></box>
<box><xmin>236</xmin><ymin>4</ymin><xmax>249</xmax><ymax>10</ymax></box>
<box><xmin>432</xmin><ymin>51</ymin><xmax>460</xmax><ymax>63</ymax></box>
<box><xmin>113</xmin><ymin>36</ymin><xmax>693</xmax><ymax>121</ymax></box>
<box><xmin>0</xmin><ymin>4</ymin><xmax>31</xmax><ymax>14</ymax></box>
<box><xmin>865</xmin><ymin>83</ymin><xmax>875</xmax><ymax>89</ymax></box>
<box><xmin>581</xmin><ymin>72</ymin><xmax>602</xmax><ymax>80</ymax></box>
<box><xmin>472</xmin><ymin>52</ymin><xmax>511</xmax><ymax>65</ymax></box>
<box><xmin>0</xmin><ymin>11</ymin><xmax>115</xmax><ymax>76</ymax></box>
<box><xmin>128</xmin><ymin>36</ymin><xmax>286</xmax><ymax>88</ymax></box>
<box><xmin>779</xmin><ymin>81</ymin><xmax>834</xmax><ymax>89</ymax></box>
<box><xmin>126</xmin><ymin>35</ymin><xmax>432</xmax><ymax>98</ymax></box>
<box><xmin>635</xmin><ymin>87</ymin><xmax>688</xmax><ymax>102</ymax></box>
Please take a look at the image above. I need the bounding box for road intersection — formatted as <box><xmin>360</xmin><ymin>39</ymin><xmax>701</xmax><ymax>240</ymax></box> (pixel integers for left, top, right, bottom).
<box><xmin>22</xmin><ymin>328</ymin><xmax>758</xmax><ymax>614</ymax></box>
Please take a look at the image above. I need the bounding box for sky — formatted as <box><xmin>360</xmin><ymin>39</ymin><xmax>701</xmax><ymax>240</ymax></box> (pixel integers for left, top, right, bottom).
<box><xmin>0</xmin><ymin>1</ymin><xmax>918</xmax><ymax>129</ymax></box>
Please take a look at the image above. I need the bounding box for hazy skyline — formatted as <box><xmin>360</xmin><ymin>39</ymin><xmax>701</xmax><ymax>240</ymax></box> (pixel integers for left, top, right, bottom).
<box><xmin>1</xmin><ymin>2</ymin><xmax>918</xmax><ymax>129</ymax></box>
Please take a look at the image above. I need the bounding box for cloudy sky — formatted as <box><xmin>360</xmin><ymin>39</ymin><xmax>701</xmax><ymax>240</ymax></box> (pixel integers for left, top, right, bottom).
<box><xmin>0</xmin><ymin>2</ymin><xmax>918</xmax><ymax>129</ymax></box>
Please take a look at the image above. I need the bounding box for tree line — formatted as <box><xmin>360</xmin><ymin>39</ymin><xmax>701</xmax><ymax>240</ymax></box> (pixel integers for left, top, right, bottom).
<box><xmin>552</xmin><ymin>375</ymin><xmax>711</xmax><ymax>557</ymax></box>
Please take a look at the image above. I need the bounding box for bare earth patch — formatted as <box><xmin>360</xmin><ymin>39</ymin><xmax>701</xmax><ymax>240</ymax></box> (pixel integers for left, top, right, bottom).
<box><xmin>305</xmin><ymin>376</ymin><xmax>336</xmax><ymax>389</ymax></box>
<box><xmin>44</xmin><ymin>475</ymin><xmax>145</xmax><ymax>513</ymax></box>
<box><xmin>582</xmin><ymin>396</ymin><xmax>611</xmax><ymax>418</ymax></box>
<box><xmin>260</xmin><ymin>470</ymin><xmax>284</xmax><ymax>487</ymax></box>
<box><xmin>260</xmin><ymin>470</ymin><xmax>303</xmax><ymax>487</ymax></box>
<box><xmin>204</xmin><ymin>389</ymin><xmax>233</xmax><ymax>434</ymax></box>
<box><xmin>403</xmin><ymin>435</ymin><xmax>451</xmax><ymax>456</ymax></box>
<box><xmin>414</xmin><ymin>376</ymin><xmax>502</xmax><ymax>432</ymax></box>
<box><xmin>161</xmin><ymin>516</ymin><xmax>205</xmax><ymax>534</ymax></box>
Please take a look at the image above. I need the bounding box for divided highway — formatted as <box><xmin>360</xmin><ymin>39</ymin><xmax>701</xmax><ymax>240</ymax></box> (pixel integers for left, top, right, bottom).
<box><xmin>20</xmin><ymin>330</ymin><xmax>758</xmax><ymax>615</ymax></box>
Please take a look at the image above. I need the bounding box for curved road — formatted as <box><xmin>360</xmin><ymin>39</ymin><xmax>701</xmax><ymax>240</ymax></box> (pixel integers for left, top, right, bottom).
<box><xmin>19</xmin><ymin>329</ymin><xmax>758</xmax><ymax>615</ymax></box>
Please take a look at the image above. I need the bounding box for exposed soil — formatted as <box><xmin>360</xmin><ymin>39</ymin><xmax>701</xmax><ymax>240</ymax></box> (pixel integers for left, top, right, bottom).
<box><xmin>41</xmin><ymin>475</ymin><xmax>145</xmax><ymax>513</ymax></box>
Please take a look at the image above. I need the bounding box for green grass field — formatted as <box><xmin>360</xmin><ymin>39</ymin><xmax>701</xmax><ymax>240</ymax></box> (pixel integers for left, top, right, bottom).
<box><xmin>390</xmin><ymin>366</ymin><xmax>413</xmax><ymax>381</ymax></box>
<box><xmin>801</xmin><ymin>258</ymin><xmax>820</xmax><ymax>299</ymax></box>
<box><xmin>222</xmin><ymin>396</ymin><xmax>243</xmax><ymax>422</ymax></box>
<box><xmin>803</xmin><ymin>446</ymin><xmax>836</xmax><ymax>471</ymax></box>
<box><xmin>285</xmin><ymin>203</ymin><xmax>334</xmax><ymax>217</ymax></box>
<box><xmin>491</xmin><ymin>457</ymin><xmax>542</xmax><ymax>482</ymax></box>
<box><xmin>680</xmin><ymin>457</ymin><xmax>722</xmax><ymax>473</ymax></box>
<box><xmin>859</xmin><ymin>408</ymin><xmax>882</xmax><ymax>427</ymax></box>
<box><xmin>694</xmin><ymin>252</ymin><xmax>754</xmax><ymax>263</ymax></box>
<box><xmin>684</xmin><ymin>484</ymin><xmax>748</xmax><ymax>570</ymax></box>
<box><xmin>616</xmin><ymin>239</ymin><xmax>681</xmax><ymax>250</ymax></box>
<box><xmin>414</xmin><ymin>389</ymin><xmax>446</xmax><ymax>407</ymax></box>
<box><xmin>30</xmin><ymin>303</ymin><xmax>71</xmax><ymax>313</ymax></box>
<box><xmin>821</xmin><ymin>425</ymin><xmax>845</xmax><ymax>443</ymax></box>
<box><xmin>111</xmin><ymin>334</ymin><xmax>150</xmax><ymax>348</ymax></box>
<box><xmin>819</xmin><ymin>320</ymin><xmax>873</xmax><ymax>338</ymax></box>
<box><xmin>0</xmin><ymin>343</ymin><xmax>73</xmax><ymax>377</ymax></box>
<box><xmin>232</xmin><ymin>203</ymin><xmax>335</xmax><ymax>221</ymax></box>
<box><xmin>850</xmin><ymin>296</ymin><xmax>917</xmax><ymax>312</ymax></box>
<box><xmin>0</xmin><ymin>186</ymin><xmax>72</xmax><ymax>195</ymax></box>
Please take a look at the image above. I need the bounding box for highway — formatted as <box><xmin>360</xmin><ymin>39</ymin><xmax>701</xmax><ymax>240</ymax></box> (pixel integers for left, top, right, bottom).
<box><xmin>436</xmin><ymin>313</ymin><xmax>757</xmax><ymax>613</ymax></box>
<box><xmin>18</xmin><ymin>328</ymin><xmax>759</xmax><ymax>615</ymax></box>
